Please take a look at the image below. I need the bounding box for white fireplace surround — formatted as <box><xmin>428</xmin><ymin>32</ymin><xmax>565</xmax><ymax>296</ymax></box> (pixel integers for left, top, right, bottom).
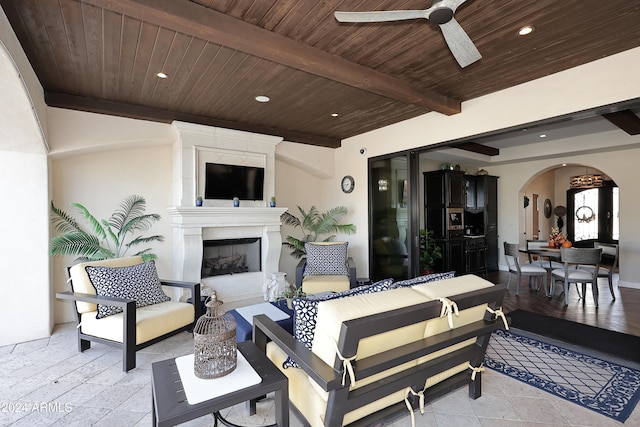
<box><xmin>169</xmin><ymin>122</ymin><xmax>285</xmax><ymax>303</ymax></box>
<box><xmin>167</xmin><ymin>207</ymin><xmax>286</xmax><ymax>303</ymax></box>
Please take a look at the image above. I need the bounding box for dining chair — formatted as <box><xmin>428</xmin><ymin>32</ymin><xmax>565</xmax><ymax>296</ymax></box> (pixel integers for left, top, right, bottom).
<box><xmin>578</xmin><ymin>242</ymin><xmax>618</xmax><ymax>300</ymax></box>
<box><xmin>503</xmin><ymin>242</ymin><xmax>547</xmax><ymax>295</ymax></box>
<box><xmin>525</xmin><ymin>240</ymin><xmax>563</xmax><ymax>271</ymax></box>
<box><xmin>551</xmin><ymin>247</ymin><xmax>602</xmax><ymax>307</ymax></box>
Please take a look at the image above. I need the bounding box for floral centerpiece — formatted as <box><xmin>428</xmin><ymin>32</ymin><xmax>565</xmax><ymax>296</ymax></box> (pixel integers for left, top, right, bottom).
<box><xmin>549</xmin><ymin>227</ymin><xmax>567</xmax><ymax>248</ymax></box>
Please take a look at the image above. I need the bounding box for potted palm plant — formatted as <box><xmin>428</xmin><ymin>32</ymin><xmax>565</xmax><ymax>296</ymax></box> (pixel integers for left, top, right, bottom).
<box><xmin>419</xmin><ymin>229</ymin><xmax>442</xmax><ymax>274</ymax></box>
<box><xmin>280</xmin><ymin>205</ymin><xmax>356</xmax><ymax>259</ymax></box>
<box><xmin>49</xmin><ymin>195</ymin><xmax>164</xmax><ymax>262</ymax></box>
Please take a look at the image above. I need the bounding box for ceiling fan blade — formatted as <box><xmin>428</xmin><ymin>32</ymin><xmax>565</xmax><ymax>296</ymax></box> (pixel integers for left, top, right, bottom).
<box><xmin>334</xmin><ymin>10</ymin><xmax>428</xmax><ymax>23</ymax></box>
<box><xmin>439</xmin><ymin>18</ymin><xmax>481</xmax><ymax>68</ymax></box>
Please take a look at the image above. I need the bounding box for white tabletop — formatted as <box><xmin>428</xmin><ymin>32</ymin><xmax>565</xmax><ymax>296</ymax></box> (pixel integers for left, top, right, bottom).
<box><xmin>176</xmin><ymin>352</ymin><xmax>262</xmax><ymax>405</ymax></box>
<box><xmin>234</xmin><ymin>302</ymin><xmax>289</xmax><ymax>325</ymax></box>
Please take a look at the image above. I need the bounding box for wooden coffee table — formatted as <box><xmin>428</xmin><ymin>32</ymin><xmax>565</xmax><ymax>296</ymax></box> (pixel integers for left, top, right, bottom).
<box><xmin>151</xmin><ymin>340</ymin><xmax>289</xmax><ymax>426</ymax></box>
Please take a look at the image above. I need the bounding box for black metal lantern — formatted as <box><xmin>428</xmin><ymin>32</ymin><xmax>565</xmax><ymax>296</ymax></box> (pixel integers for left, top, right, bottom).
<box><xmin>193</xmin><ymin>291</ymin><xmax>237</xmax><ymax>379</ymax></box>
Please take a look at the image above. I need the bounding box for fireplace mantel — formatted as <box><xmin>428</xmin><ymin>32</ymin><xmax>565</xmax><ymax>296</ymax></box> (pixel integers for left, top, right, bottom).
<box><xmin>167</xmin><ymin>207</ymin><xmax>286</xmax><ymax>227</ymax></box>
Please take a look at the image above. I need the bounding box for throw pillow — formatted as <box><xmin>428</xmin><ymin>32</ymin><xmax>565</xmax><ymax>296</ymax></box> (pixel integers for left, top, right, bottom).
<box><xmin>390</xmin><ymin>271</ymin><xmax>456</xmax><ymax>289</ymax></box>
<box><xmin>303</xmin><ymin>242</ymin><xmax>349</xmax><ymax>276</ymax></box>
<box><xmin>282</xmin><ymin>277</ymin><xmax>394</xmax><ymax>369</ymax></box>
<box><xmin>86</xmin><ymin>260</ymin><xmax>171</xmax><ymax>319</ymax></box>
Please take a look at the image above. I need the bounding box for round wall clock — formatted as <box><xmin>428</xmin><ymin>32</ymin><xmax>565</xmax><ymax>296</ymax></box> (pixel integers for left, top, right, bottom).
<box><xmin>341</xmin><ymin>175</ymin><xmax>355</xmax><ymax>193</ymax></box>
<box><xmin>544</xmin><ymin>199</ymin><xmax>552</xmax><ymax>218</ymax></box>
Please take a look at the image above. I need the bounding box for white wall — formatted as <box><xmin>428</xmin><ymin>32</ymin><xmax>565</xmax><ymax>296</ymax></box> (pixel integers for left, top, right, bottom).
<box><xmin>0</xmin><ymin>8</ymin><xmax>50</xmax><ymax>346</ymax></box>
<box><xmin>49</xmin><ymin>110</ymin><xmax>176</xmax><ymax>323</ymax></box>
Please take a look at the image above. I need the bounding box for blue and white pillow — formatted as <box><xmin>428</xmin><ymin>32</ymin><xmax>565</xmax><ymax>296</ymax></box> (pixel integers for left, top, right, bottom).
<box><xmin>390</xmin><ymin>271</ymin><xmax>456</xmax><ymax>289</ymax></box>
<box><xmin>86</xmin><ymin>260</ymin><xmax>171</xmax><ymax>319</ymax></box>
<box><xmin>283</xmin><ymin>278</ymin><xmax>394</xmax><ymax>369</ymax></box>
<box><xmin>303</xmin><ymin>242</ymin><xmax>349</xmax><ymax>276</ymax></box>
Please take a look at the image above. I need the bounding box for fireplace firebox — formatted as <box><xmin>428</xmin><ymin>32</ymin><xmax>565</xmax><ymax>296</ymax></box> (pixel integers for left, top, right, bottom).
<box><xmin>201</xmin><ymin>238</ymin><xmax>261</xmax><ymax>278</ymax></box>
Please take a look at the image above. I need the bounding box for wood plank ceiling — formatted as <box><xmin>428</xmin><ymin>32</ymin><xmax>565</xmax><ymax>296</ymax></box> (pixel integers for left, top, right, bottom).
<box><xmin>2</xmin><ymin>0</ymin><xmax>639</xmax><ymax>148</ymax></box>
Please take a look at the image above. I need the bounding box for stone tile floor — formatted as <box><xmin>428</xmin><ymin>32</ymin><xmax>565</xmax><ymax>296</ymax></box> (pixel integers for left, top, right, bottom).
<box><xmin>1</xmin><ymin>323</ymin><xmax>639</xmax><ymax>426</ymax></box>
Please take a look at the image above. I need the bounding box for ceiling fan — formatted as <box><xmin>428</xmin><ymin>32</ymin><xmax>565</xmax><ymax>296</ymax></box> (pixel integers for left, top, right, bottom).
<box><xmin>334</xmin><ymin>0</ymin><xmax>481</xmax><ymax>68</ymax></box>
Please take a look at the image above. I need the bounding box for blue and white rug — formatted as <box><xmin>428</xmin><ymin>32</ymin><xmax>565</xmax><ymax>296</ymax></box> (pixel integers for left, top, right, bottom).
<box><xmin>485</xmin><ymin>329</ymin><xmax>640</xmax><ymax>422</ymax></box>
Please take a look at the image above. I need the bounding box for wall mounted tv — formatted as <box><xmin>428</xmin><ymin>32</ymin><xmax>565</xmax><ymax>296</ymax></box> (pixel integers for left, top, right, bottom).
<box><xmin>204</xmin><ymin>163</ymin><xmax>265</xmax><ymax>200</ymax></box>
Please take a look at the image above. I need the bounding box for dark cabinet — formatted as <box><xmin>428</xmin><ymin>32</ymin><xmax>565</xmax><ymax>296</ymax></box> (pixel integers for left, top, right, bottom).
<box><xmin>465</xmin><ymin>237</ymin><xmax>487</xmax><ymax>275</ymax></box>
<box><xmin>425</xmin><ymin>171</ymin><xmax>498</xmax><ymax>276</ymax></box>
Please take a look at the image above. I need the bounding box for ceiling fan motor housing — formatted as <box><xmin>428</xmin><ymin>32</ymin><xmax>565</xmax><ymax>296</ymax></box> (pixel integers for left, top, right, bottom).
<box><xmin>429</xmin><ymin>7</ymin><xmax>454</xmax><ymax>24</ymax></box>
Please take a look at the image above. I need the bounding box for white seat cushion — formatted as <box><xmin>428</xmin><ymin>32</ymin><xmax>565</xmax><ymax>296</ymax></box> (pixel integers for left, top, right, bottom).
<box><xmin>519</xmin><ymin>264</ymin><xmax>548</xmax><ymax>274</ymax></box>
<box><xmin>551</xmin><ymin>268</ymin><xmax>594</xmax><ymax>281</ymax></box>
<box><xmin>578</xmin><ymin>265</ymin><xmax>609</xmax><ymax>275</ymax></box>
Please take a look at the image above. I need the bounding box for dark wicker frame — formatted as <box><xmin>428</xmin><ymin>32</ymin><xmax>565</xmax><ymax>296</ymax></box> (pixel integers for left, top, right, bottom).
<box><xmin>57</xmin><ymin>272</ymin><xmax>201</xmax><ymax>372</ymax></box>
<box><xmin>254</xmin><ymin>284</ymin><xmax>507</xmax><ymax>427</ymax></box>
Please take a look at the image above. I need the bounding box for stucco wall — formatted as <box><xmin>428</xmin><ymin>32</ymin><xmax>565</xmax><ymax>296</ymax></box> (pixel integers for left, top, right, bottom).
<box><xmin>0</xmin><ymin>8</ymin><xmax>50</xmax><ymax>346</ymax></box>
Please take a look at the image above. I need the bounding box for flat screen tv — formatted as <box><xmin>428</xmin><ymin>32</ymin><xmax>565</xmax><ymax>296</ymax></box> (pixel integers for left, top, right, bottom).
<box><xmin>204</xmin><ymin>163</ymin><xmax>265</xmax><ymax>200</ymax></box>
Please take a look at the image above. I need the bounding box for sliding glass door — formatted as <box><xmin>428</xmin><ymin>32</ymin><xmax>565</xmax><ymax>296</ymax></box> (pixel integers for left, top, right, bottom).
<box><xmin>369</xmin><ymin>152</ymin><xmax>419</xmax><ymax>281</ymax></box>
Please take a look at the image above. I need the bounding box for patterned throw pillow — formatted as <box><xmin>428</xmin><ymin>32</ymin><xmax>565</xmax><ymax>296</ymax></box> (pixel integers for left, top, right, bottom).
<box><xmin>303</xmin><ymin>242</ymin><xmax>349</xmax><ymax>276</ymax></box>
<box><xmin>390</xmin><ymin>271</ymin><xmax>456</xmax><ymax>289</ymax></box>
<box><xmin>282</xmin><ymin>278</ymin><xmax>394</xmax><ymax>369</ymax></box>
<box><xmin>86</xmin><ymin>260</ymin><xmax>171</xmax><ymax>319</ymax></box>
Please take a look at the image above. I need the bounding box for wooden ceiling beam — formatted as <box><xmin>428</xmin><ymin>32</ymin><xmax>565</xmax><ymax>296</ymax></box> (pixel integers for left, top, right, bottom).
<box><xmin>83</xmin><ymin>0</ymin><xmax>460</xmax><ymax>115</ymax></box>
<box><xmin>602</xmin><ymin>110</ymin><xmax>640</xmax><ymax>135</ymax></box>
<box><xmin>451</xmin><ymin>142</ymin><xmax>500</xmax><ymax>156</ymax></box>
<box><xmin>46</xmin><ymin>92</ymin><xmax>341</xmax><ymax>148</ymax></box>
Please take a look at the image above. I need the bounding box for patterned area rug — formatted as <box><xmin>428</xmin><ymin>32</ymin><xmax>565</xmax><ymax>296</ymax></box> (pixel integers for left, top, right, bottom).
<box><xmin>485</xmin><ymin>329</ymin><xmax>640</xmax><ymax>422</ymax></box>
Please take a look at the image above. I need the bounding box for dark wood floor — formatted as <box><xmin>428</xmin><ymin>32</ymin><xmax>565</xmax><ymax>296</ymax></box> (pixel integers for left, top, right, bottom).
<box><xmin>485</xmin><ymin>270</ymin><xmax>640</xmax><ymax>337</ymax></box>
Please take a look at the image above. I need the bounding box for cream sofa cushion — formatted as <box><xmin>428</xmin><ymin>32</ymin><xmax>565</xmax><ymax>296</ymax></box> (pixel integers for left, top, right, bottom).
<box><xmin>301</xmin><ymin>275</ymin><xmax>350</xmax><ymax>294</ymax></box>
<box><xmin>413</xmin><ymin>274</ymin><xmax>496</xmax><ymax>388</ymax></box>
<box><xmin>80</xmin><ymin>301</ymin><xmax>194</xmax><ymax>345</ymax></box>
<box><xmin>69</xmin><ymin>256</ymin><xmax>144</xmax><ymax>314</ymax></box>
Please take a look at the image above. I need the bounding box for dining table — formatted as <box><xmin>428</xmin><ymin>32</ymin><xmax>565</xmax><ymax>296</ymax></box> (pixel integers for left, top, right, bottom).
<box><xmin>519</xmin><ymin>246</ymin><xmax>563</xmax><ymax>297</ymax></box>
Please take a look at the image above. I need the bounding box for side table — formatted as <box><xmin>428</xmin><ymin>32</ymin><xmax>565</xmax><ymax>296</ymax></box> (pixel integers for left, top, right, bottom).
<box><xmin>151</xmin><ymin>341</ymin><xmax>289</xmax><ymax>426</ymax></box>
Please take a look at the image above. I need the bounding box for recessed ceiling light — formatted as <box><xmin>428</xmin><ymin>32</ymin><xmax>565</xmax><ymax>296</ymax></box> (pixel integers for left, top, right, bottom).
<box><xmin>539</xmin><ymin>134</ymin><xmax>547</xmax><ymax>138</ymax></box>
<box><xmin>562</xmin><ymin>163</ymin><xmax>567</xmax><ymax>167</ymax></box>
<box><xmin>255</xmin><ymin>95</ymin><xmax>270</xmax><ymax>103</ymax></box>
<box><xmin>331</xmin><ymin>113</ymin><xmax>339</xmax><ymax>117</ymax></box>
<box><xmin>156</xmin><ymin>72</ymin><xmax>169</xmax><ymax>79</ymax></box>
<box><xmin>518</xmin><ymin>25</ymin><xmax>535</xmax><ymax>36</ymax></box>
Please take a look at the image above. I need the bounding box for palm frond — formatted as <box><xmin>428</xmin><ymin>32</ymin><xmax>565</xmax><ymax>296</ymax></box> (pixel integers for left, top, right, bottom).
<box><xmin>50</xmin><ymin>201</ymin><xmax>84</xmax><ymax>234</ymax></box>
<box><xmin>119</xmin><ymin>214</ymin><xmax>161</xmax><ymax>236</ymax></box>
<box><xmin>71</xmin><ymin>202</ymin><xmax>107</xmax><ymax>241</ymax></box>
<box><xmin>280</xmin><ymin>211</ymin><xmax>301</xmax><ymax>228</ymax></box>
<box><xmin>109</xmin><ymin>195</ymin><xmax>147</xmax><ymax>234</ymax></box>
<box><xmin>101</xmin><ymin>219</ymin><xmax>119</xmax><ymax>250</ymax></box>
<box><xmin>127</xmin><ymin>235</ymin><xmax>165</xmax><ymax>248</ymax></box>
<box><xmin>49</xmin><ymin>233</ymin><xmax>113</xmax><ymax>259</ymax></box>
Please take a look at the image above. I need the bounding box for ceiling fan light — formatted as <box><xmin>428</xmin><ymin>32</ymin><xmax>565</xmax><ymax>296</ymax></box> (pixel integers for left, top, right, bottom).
<box><xmin>518</xmin><ymin>25</ymin><xmax>535</xmax><ymax>36</ymax></box>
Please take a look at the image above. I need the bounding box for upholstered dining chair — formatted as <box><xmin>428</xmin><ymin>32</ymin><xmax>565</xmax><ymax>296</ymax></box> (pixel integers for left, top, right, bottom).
<box><xmin>551</xmin><ymin>247</ymin><xmax>602</xmax><ymax>307</ymax></box>
<box><xmin>578</xmin><ymin>242</ymin><xmax>618</xmax><ymax>300</ymax></box>
<box><xmin>504</xmin><ymin>242</ymin><xmax>547</xmax><ymax>295</ymax></box>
